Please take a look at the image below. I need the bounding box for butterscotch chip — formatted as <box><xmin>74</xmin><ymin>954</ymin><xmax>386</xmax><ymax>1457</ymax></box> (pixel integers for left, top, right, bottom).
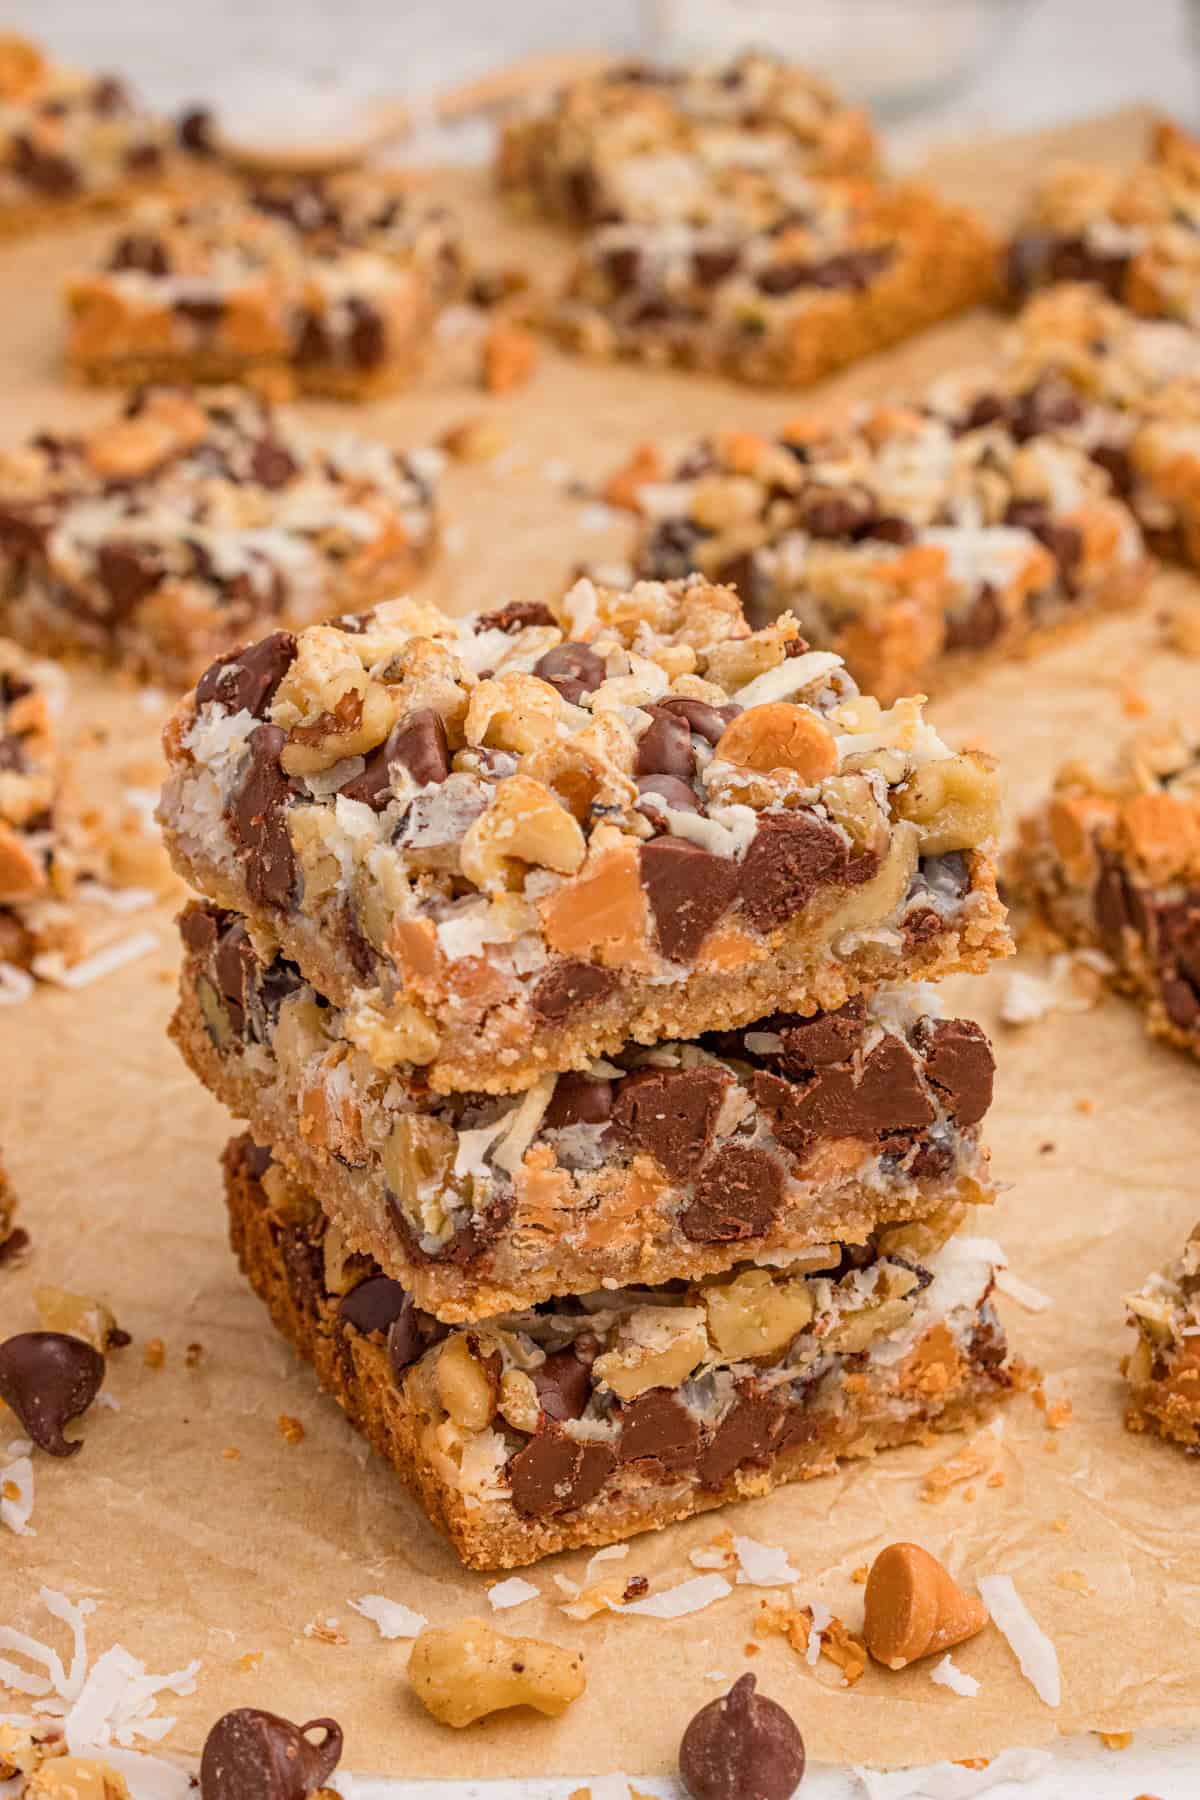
<box><xmin>483</xmin><ymin>324</ymin><xmax>538</xmax><ymax>394</ymax></box>
<box><xmin>863</xmin><ymin>1541</ymin><xmax>989</xmax><ymax>1669</ymax></box>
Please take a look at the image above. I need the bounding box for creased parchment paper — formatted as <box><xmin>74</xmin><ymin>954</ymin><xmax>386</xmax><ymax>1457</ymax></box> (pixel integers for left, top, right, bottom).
<box><xmin>5</xmin><ymin>107</ymin><xmax>1200</xmax><ymax>1781</ymax></box>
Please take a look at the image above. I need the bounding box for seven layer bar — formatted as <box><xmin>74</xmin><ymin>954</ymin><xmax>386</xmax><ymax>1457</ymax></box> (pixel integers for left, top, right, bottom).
<box><xmin>163</xmin><ymin>575</ymin><xmax>1015</xmax><ymax>1565</ymax></box>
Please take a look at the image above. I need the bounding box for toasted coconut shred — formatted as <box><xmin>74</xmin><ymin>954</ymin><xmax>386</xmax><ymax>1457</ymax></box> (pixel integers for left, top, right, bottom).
<box><xmin>1</xmin><ymin>1439</ymin><xmax>35</xmax><ymax>1537</ymax></box>
<box><xmin>0</xmin><ymin>1587</ymin><xmax>198</xmax><ymax>1796</ymax></box>
<box><xmin>977</xmin><ymin>1575</ymin><xmax>1061</xmax><ymax>1707</ymax></box>
<box><xmin>347</xmin><ymin>1593</ymin><xmax>428</xmax><ymax>1639</ymax></box>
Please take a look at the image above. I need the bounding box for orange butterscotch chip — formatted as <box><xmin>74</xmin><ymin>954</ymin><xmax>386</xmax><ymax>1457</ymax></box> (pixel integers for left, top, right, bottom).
<box><xmin>539</xmin><ymin>842</ymin><xmax>652</xmax><ymax>969</ymax></box>
<box><xmin>714</xmin><ymin>702</ymin><xmax>838</xmax><ymax>784</ymax></box>
<box><xmin>863</xmin><ymin>1542</ymin><xmax>988</xmax><ymax>1670</ymax></box>
<box><xmin>483</xmin><ymin>323</ymin><xmax>537</xmax><ymax>394</ymax></box>
<box><xmin>603</xmin><ymin>442</ymin><xmax>663</xmax><ymax>510</ymax></box>
<box><xmin>1120</xmin><ymin>790</ymin><xmax>1200</xmax><ymax>882</ymax></box>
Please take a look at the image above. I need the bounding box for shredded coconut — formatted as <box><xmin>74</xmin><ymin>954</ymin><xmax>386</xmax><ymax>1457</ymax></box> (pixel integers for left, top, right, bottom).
<box><xmin>1</xmin><ymin>1439</ymin><xmax>34</xmax><ymax>1537</ymax></box>
<box><xmin>993</xmin><ymin>1267</ymin><xmax>1052</xmax><ymax>1312</ymax></box>
<box><xmin>486</xmin><ymin>1577</ymin><xmax>540</xmax><ymax>1612</ymax></box>
<box><xmin>347</xmin><ymin>1594</ymin><xmax>427</xmax><ymax>1640</ymax></box>
<box><xmin>611</xmin><ymin>1574</ymin><xmax>732</xmax><ymax>1620</ymax></box>
<box><xmin>929</xmin><ymin>1653</ymin><xmax>980</xmax><ymax>1698</ymax></box>
<box><xmin>853</xmin><ymin>1747</ymin><xmax>1055</xmax><ymax>1798</ymax></box>
<box><xmin>806</xmin><ymin>1597</ymin><xmax>833</xmax><ymax>1666</ymax></box>
<box><xmin>0</xmin><ymin>962</ymin><xmax>35</xmax><ymax>1005</ymax></box>
<box><xmin>731</xmin><ymin>1535</ymin><xmax>800</xmax><ymax>1587</ymax></box>
<box><xmin>977</xmin><ymin>1575</ymin><xmax>1061</xmax><ymax>1707</ymax></box>
<box><xmin>32</xmin><ymin>930</ymin><xmax>158</xmax><ymax>989</ymax></box>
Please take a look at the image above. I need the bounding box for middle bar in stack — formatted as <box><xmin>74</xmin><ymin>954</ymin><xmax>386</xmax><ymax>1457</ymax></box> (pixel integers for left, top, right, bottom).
<box><xmin>161</xmin><ymin>575</ymin><xmax>1015</xmax><ymax>1566</ymax></box>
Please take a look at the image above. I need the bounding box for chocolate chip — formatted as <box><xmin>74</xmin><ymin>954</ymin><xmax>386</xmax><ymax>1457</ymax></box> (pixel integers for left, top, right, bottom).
<box><xmin>338</xmin><ymin>1274</ymin><xmax>409</xmax><ymax>1336</ymax></box>
<box><xmin>754</xmin><ymin>1036</ymin><xmax>934</xmax><ymax>1154</ymax></box>
<box><xmin>696</xmin><ymin>1391</ymin><xmax>781</xmax><ymax>1488</ymax></box>
<box><xmin>230</xmin><ymin>724</ymin><xmax>296</xmax><ymax>909</ymax></box>
<box><xmin>912</xmin><ymin>1017</ymin><xmax>994</xmax><ymax>1126</ymax></box>
<box><xmin>799</xmin><ymin>482</ymin><xmax>877</xmax><ymax>541</ymax></box>
<box><xmin>175</xmin><ymin>293</ymin><xmax>225</xmax><ymax>329</ymax></box>
<box><xmin>250</xmin><ymin>441</ymin><xmax>298</xmax><ymax>490</ymax></box>
<box><xmin>871</xmin><ymin>515</ymin><xmax>917</xmax><ymax>546</ymax></box>
<box><xmin>108</xmin><ymin>232</ymin><xmax>170</xmax><ymax>276</ymax></box>
<box><xmin>212</xmin><ymin>915</ymin><xmax>254</xmax><ymax>1034</ymax></box>
<box><xmin>544</xmin><ymin>1073</ymin><xmax>613</xmax><ymax>1130</ymax></box>
<box><xmin>178</xmin><ymin>105</ymin><xmax>216</xmax><ymax>154</ymax></box>
<box><xmin>180</xmin><ymin>899</ymin><xmax>220</xmax><ymax>958</ymax></box>
<box><xmin>530</xmin><ymin>959</ymin><xmax>620</xmax><ymax>1023</ymax></box>
<box><xmin>10</xmin><ymin>135</ymin><xmax>79</xmax><ymax>197</ymax></box>
<box><xmin>619</xmin><ymin>1388</ymin><xmax>702</xmax><ymax>1470</ymax></box>
<box><xmin>640</xmin><ymin>516</ymin><xmax>706</xmax><ymax>580</ymax></box>
<box><xmin>693</xmin><ymin>245</ymin><xmax>741</xmax><ymax>286</ymax></box>
<box><xmin>199</xmin><ymin>1708</ymin><xmax>343</xmax><ymax>1800</ymax></box>
<box><xmin>476</xmin><ymin>600</ymin><xmax>555</xmax><ymax>634</ymax></box>
<box><xmin>601</xmin><ymin>243</ymin><xmax>643</xmax><ymax>289</ymax></box>
<box><xmin>738</xmin><ymin>811</ymin><xmax>875</xmax><ymax>936</ymax></box>
<box><xmin>341</xmin><ymin>708</ymin><xmax>450</xmax><ymax>809</ymax></box>
<box><xmin>659</xmin><ymin>696</ymin><xmax>739</xmax><ymax>745</ymax></box>
<box><xmin>92</xmin><ymin>76</ymin><xmax>129</xmax><ymax>113</ymax></box>
<box><xmin>679</xmin><ymin>1673</ymin><xmax>806</xmax><ymax>1800</ymax></box>
<box><xmin>609</xmin><ymin>1066</ymin><xmax>728</xmax><ymax>1182</ymax></box>
<box><xmin>944</xmin><ymin>585</ymin><xmax>1003</xmax><ymax>651</ymax></box>
<box><xmin>294</xmin><ymin>311</ymin><xmax>330</xmax><ymax>364</ymax></box>
<box><xmin>637</xmin><ymin>774</ymin><xmax>702</xmax><ymax>823</ymax></box>
<box><xmin>755</xmin><ymin>246</ymin><xmax>891</xmax><ymax>295</ymax></box>
<box><xmin>680</xmin><ymin>1147</ymin><xmax>784</xmax><ymax>1243</ymax></box>
<box><xmin>387</xmin><ymin>1298</ymin><xmax>447</xmax><ymax>1378</ymax></box>
<box><xmin>1090</xmin><ymin>441</ymin><xmax>1134</xmax><ymax>498</ymax></box>
<box><xmin>196</xmin><ymin>631</ymin><xmax>298</xmax><ymax>719</ymax></box>
<box><xmin>640</xmin><ymin>838</ymin><xmax>739</xmax><ymax>961</ymax></box>
<box><xmin>636</xmin><ymin>705</ymin><xmax>694</xmax><ymax>778</ymax></box>
<box><xmin>714</xmin><ymin>551</ymin><xmax>766</xmax><ymax>618</ymax></box>
<box><xmin>0</xmin><ymin>1332</ymin><xmax>105</xmax><ymax>1457</ymax></box>
<box><xmin>95</xmin><ymin>542</ymin><xmax>164</xmax><ymax>618</ymax></box>
<box><xmin>533</xmin><ymin>1349</ymin><xmax>594</xmax><ymax>1422</ymax></box>
<box><xmin>343</xmin><ymin>296</ymin><xmax>384</xmax><ymax>367</ymax></box>
<box><xmin>0</xmin><ymin>503</ymin><xmax>47</xmax><ymax>560</ymax></box>
<box><xmin>508</xmin><ymin>1427</ymin><xmax>615</xmax><ymax>1516</ymax></box>
<box><xmin>532</xmin><ymin>640</ymin><xmax>605</xmax><ymax>705</ymax></box>
<box><xmin>773</xmin><ymin>1001</ymin><xmax>866</xmax><ymax>1072</ymax></box>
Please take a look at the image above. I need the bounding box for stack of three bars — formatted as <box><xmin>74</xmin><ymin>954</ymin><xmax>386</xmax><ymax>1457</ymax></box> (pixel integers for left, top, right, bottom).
<box><xmin>159</xmin><ymin>575</ymin><xmax>1015</xmax><ymax>1568</ymax></box>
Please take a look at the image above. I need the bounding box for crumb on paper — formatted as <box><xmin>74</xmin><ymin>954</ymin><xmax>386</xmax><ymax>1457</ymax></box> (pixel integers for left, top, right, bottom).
<box><xmin>1055</xmin><ymin>1569</ymin><xmax>1094</xmax><ymax>1596</ymax></box>
<box><xmin>184</xmin><ymin>1343</ymin><xmax>203</xmax><ymax>1369</ymax></box>
<box><xmin>1052</xmin><ymin>1516</ymin><xmax>1069</xmax><ymax>1534</ymax></box>
<box><xmin>440</xmin><ymin>415</ymin><xmax>511</xmax><ymax>464</ymax></box>
<box><xmin>277</xmin><ymin>1414</ymin><xmax>305</xmax><ymax>1445</ymax></box>
<box><xmin>755</xmin><ymin>1596</ymin><xmax>867</xmax><ymax>1687</ymax></box>
<box><xmin>1160</xmin><ymin>604</ymin><xmax>1200</xmax><ymax>657</ymax></box>
<box><xmin>1096</xmin><ymin>1729</ymin><xmax>1133</xmax><ymax>1749</ymax></box>
<box><xmin>851</xmin><ymin>1565</ymin><xmax>869</xmax><ymax>1585</ymax></box>
<box><xmin>348</xmin><ymin>1594</ymin><xmax>427</xmax><ymax>1640</ymax></box>
<box><xmin>1076</xmin><ymin>1095</ymin><xmax>1095</xmax><ymax>1114</ymax></box>
<box><xmin>234</xmin><ymin>1651</ymin><xmax>262</xmax><ymax>1673</ymax></box>
<box><xmin>302</xmin><ymin>1616</ymin><xmax>348</xmax><ymax>1646</ymax></box>
<box><xmin>221</xmin><ymin>1447</ymin><xmax>240</xmax><ymax>1462</ymax></box>
<box><xmin>143</xmin><ymin>1339</ymin><xmax>165</xmax><ymax>1370</ymax></box>
<box><xmin>921</xmin><ymin>1432</ymin><xmax>998</xmax><ymax>1501</ymax></box>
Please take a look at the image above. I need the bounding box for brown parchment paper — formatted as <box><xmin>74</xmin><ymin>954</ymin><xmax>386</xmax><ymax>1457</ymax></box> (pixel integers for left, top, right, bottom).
<box><xmin>5</xmin><ymin>106</ymin><xmax>1200</xmax><ymax>1780</ymax></box>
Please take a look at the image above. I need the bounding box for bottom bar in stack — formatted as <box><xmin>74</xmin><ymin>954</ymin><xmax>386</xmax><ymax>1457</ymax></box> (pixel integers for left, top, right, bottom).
<box><xmin>224</xmin><ymin>1133</ymin><xmax>1014</xmax><ymax>1569</ymax></box>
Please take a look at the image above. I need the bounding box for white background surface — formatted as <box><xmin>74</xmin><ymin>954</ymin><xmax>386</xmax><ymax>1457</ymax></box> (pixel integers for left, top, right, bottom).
<box><xmin>12</xmin><ymin>2</ymin><xmax>1198</xmax><ymax>1793</ymax></box>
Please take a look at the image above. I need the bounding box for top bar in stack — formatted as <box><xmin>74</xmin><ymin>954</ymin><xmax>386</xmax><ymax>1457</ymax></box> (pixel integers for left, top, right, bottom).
<box><xmin>1006</xmin><ymin>119</ymin><xmax>1200</xmax><ymax>319</ymax></box>
<box><xmin>497</xmin><ymin>50</ymin><xmax>880</xmax><ymax>226</ymax></box>
<box><xmin>159</xmin><ymin>577</ymin><xmax>1010</xmax><ymax>1096</ymax></box>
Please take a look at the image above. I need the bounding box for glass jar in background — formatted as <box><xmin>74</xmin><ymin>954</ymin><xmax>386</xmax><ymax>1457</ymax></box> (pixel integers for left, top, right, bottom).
<box><xmin>644</xmin><ymin>0</ymin><xmax>1035</xmax><ymax>116</ymax></box>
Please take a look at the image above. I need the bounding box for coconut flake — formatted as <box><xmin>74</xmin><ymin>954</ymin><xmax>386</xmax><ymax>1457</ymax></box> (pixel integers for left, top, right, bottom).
<box><xmin>32</xmin><ymin>930</ymin><xmax>158</xmax><ymax>989</ymax></box>
<box><xmin>731</xmin><ymin>651</ymin><xmax>843</xmax><ymax>709</ymax></box>
<box><xmin>853</xmin><ymin>1746</ymin><xmax>1055</xmax><ymax>1798</ymax></box>
<box><xmin>612</xmin><ymin>1574</ymin><xmax>732</xmax><ymax>1619</ymax></box>
<box><xmin>977</xmin><ymin>1575</ymin><xmax>1060</xmax><ymax>1707</ymax></box>
<box><xmin>347</xmin><ymin>1594</ymin><xmax>427</xmax><ymax>1640</ymax></box>
<box><xmin>583</xmin><ymin>1544</ymin><xmax>628</xmax><ymax>1584</ymax></box>
<box><xmin>993</xmin><ymin>1267</ymin><xmax>1052</xmax><ymax>1313</ymax></box>
<box><xmin>486</xmin><ymin>1577</ymin><xmax>540</xmax><ymax>1612</ymax></box>
<box><xmin>0</xmin><ymin>1440</ymin><xmax>34</xmax><ymax>1537</ymax></box>
<box><xmin>65</xmin><ymin>1645</ymin><xmax>200</xmax><ymax>1753</ymax></box>
<box><xmin>0</xmin><ymin>963</ymin><xmax>34</xmax><ymax>1005</ymax></box>
<box><xmin>806</xmin><ymin>1597</ymin><xmax>832</xmax><ymax>1666</ymax></box>
<box><xmin>929</xmin><ymin>1653</ymin><xmax>979</xmax><ymax>1698</ymax></box>
<box><xmin>732</xmin><ymin>1535</ymin><xmax>800</xmax><ymax>1587</ymax></box>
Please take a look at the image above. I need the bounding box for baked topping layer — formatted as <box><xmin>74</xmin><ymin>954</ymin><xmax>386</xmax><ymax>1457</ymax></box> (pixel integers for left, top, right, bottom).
<box><xmin>160</xmin><ymin>577</ymin><xmax>1010</xmax><ymax>1093</ymax></box>
<box><xmin>226</xmin><ymin>1133</ymin><xmax>1012</xmax><ymax>1566</ymax></box>
<box><xmin>0</xmin><ymin>638</ymin><xmax>74</xmax><ymax>968</ymax></box>
<box><xmin>0</xmin><ymin>386</ymin><xmax>437</xmax><ymax>685</ymax></box>
<box><xmin>1125</xmin><ymin>1224</ymin><xmax>1200</xmax><ymax>1448</ymax></box>
<box><xmin>176</xmin><ymin>897</ymin><xmax>996</xmax><ymax>1317</ymax></box>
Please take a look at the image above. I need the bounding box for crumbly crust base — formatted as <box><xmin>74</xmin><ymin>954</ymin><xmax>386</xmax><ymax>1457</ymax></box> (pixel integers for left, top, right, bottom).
<box><xmin>224</xmin><ymin>1135</ymin><xmax>1011</xmax><ymax>1569</ymax></box>
<box><xmin>173</xmin><ymin>969</ymin><xmax>994</xmax><ymax>1321</ymax></box>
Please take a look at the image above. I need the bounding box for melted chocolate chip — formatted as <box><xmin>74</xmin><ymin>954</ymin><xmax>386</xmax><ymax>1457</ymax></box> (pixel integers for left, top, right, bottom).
<box><xmin>640</xmin><ymin>838</ymin><xmax>739</xmax><ymax>962</ymax></box>
<box><xmin>696</xmin><ymin>1390</ymin><xmax>781</xmax><ymax>1488</ymax></box>
<box><xmin>533</xmin><ymin>1349</ymin><xmax>594</xmax><ymax>1423</ymax></box>
<box><xmin>738</xmin><ymin>811</ymin><xmax>875</xmax><ymax>936</ymax></box>
<box><xmin>196</xmin><ymin>631</ymin><xmax>298</xmax><ymax>718</ymax></box>
<box><xmin>544</xmin><ymin>1073</ymin><xmax>613</xmax><ymax>1130</ymax></box>
<box><xmin>230</xmin><ymin>724</ymin><xmax>296</xmax><ymax>909</ymax></box>
<box><xmin>199</xmin><ymin>1708</ymin><xmax>343</xmax><ymax>1800</ymax></box>
<box><xmin>635</xmin><ymin>705</ymin><xmax>694</xmax><ymax>778</ymax></box>
<box><xmin>773</xmin><ymin>1001</ymin><xmax>866</xmax><ymax>1072</ymax></box>
<box><xmin>475</xmin><ymin>600</ymin><xmax>555</xmax><ymax>634</ymax></box>
<box><xmin>508</xmin><ymin>1427</ymin><xmax>615</xmax><ymax>1516</ymax></box>
<box><xmin>618</xmin><ymin>1388</ymin><xmax>702</xmax><ymax>1471</ymax></box>
<box><xmin>658</xmin><ymin>696</ymin><xmax>739</xmax><ymax>745</ymax></box>
<box><xmin>0</xmin><ymin>1332</ymin><xmax>105</xmax><ymax>1457</ymax></box>
<box><xmin>338</xmin><ymin>1274</ymin><xmax>409</xmax><ymax>1335</ymax></box>
<box><xmin>637</xmin><ymin>773</ymin><xmax>702</xmax><ymax>821</ymax></box>
<box><xmin>340</xmin><ymin>708</ymin><xmax>450</xmax><ymax>809</ymax></box>
<box><xmin>680</xmin><ymin>1147</ymin><xmax>785</xmax><ymax>1244</ymax></box>
<box><xmin>530</xmin><ymin>960</ymin><xmax>620</xmax><ymax>1023</ymax></box>
<box><xmin>532</xmin><ymin>640</ymin><xmax>606</xmax><ymax>705</ymax></box>
<box><xmin>911</xmin><ymin>1017</ymin><xmax>994</xmax><ymax>1126</ymax></box>
<box><xmin>95</xmin><ymin>542</ymin><xmax>164</xmax><ymax>618</ymax></box>
<box><xmin>679</xmin><ymin>1673</ymin><xmax>805</xmax><ymax>1800</ymax></box>
<box><xmin>754</xmin><ymin>1036</ymin><xmax>935</xmax><ymax>1157</ymax></box>
<box><xmin>609</xmin><ymin>1066</ymin><xmax>728</xmax><ymax>1182</ymax></box>
<box><xmin>387</xmin><ymin>1297</ymin><xmax>447</xmax><ymax>1378</ymax></box>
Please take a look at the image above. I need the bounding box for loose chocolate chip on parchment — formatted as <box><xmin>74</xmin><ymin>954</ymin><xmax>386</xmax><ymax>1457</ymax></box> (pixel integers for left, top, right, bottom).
<box><xmin>680</xmin><ymin>1146</ymin><xmax>784</xmax><ymax>1244</ymax></box>
<box><xmin>911</xmin><ymin>1017</ymin><xmax>994</xmax><ymax>1126</ymax></box>
<box><xmin>618</xmin><ymin>1388</ymin><xmax>702</xmax><ymax>1471</ymax></box>
<box><xmin>738</xmin><ymin>811</ymin><xmax>876</xmax><ymax>937</ymax></box>
<box><xmin>230</xmin><ymin>724</ymin><xmax>296</xmax><ymax>909</ymax></box>
<box><xmin>531</xmin><ymin>959</ymin><xmax>619</xmax><ymax>1023</ymax></box>
<box><xmin>640</xmin><ymin>837</ymin><xmax>740</xmax><ymax>962</ymax></box>
<box><xmin>199</xmin><ymin>1707</ymin><xmax>343</xmax><ymax>1800</ymax></box>
<box><xmin>196</xmin><ymin>631</ymin><xmax>298</xmax><ymax>718</ymax></box>
<box><xmin>532</xmin><ymin>640</ymin><xmax>606</xmax><ymax>705</ymax></box>
<box><xmin>679</xmin><ymin>1672</ymin><xmax>806</xmax><ymax>1800</ymax></box>
<box><xmin>609</xmin><ymin>1065</ymin><xmax>728</xmax><ymax>1183</ymax></box>
<box><xmin>0</xmin><ymin>1331</ymin><xmax>105</xmax><ymax>1457</ymax></box>
<box><xmin>508</xmin><ymin>1427</ymin><xmax>615</xmax><ymax>1517</ymax></box>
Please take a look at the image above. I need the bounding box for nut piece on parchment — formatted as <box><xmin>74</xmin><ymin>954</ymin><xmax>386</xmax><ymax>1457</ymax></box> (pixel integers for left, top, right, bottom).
<box><xmin>0</xmin><ymin>1331</ymin><xmax>105</xmax><ymax>1458</ymax></box>
<box><xmin>27</xmin><ymin>1757</ymin><xmax>133</xmax><ymax>1798</ymax></box>
<box><xmin>863</xmin><ymin>1542</ymin><xmax>989</xmax><ymax>1670</ymax></box>
<box><xmin>408</xmin><ymin>1617</ymin><xmax>586</xmax><ymax>1728</ymax></box>
<box><xmin>199</xmin><ymin>1706</ymin><xmax>344</xmax><ymax>1800</ymax></box>
<box><xmin>679</xmin><ymin>1673</ymin><xmax>806</xmax><ymax>1800</ymax></box>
